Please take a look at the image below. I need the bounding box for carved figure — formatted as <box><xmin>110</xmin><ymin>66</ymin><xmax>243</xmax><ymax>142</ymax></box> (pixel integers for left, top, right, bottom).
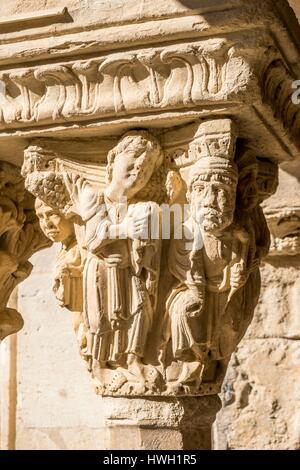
<box><xmin>34</xmin><ymin>197</ymin><xmax>86</xmax><ymax>356</ymax></box>
<box><xmin>20</xmin><ymin>120</ymin><xmax>279</xmax><ymax>397</ymax></box>
<box><xmin>0</xmin><ymin>162</ymin><xmax>49</xmax><ymax>340</ymax></box>
<box><xmin>63</xmin><ymin>131</ymin><xmax>164</xmax><ymax>393</ymax></box>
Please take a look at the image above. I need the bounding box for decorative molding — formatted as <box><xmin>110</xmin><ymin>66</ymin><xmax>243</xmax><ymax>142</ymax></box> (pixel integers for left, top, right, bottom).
<box><xmin>262</xmin><ymin>57</ymin><xmax>300</xmax><ymax>149</ymax></box>
<box><xmin>0</xmin><ymin>8</ymin><xmax>70</xmax><ymax>32</ymax></box>
<box><xmin>0</xmin><ymin>40</ymin><xmax>252</xmax><ymax>129</ymax></box>
<box><xmin>265</xmin><ymin>208</ymin><xmax>300</xmax><ymax>256</ymax></box>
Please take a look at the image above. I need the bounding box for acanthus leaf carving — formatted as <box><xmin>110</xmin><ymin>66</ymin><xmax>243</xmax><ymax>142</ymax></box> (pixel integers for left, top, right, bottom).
<box><xmin>34</xmin><ymin>65</ymin><xmax>83</xmax><ymax>121</ymax></box>
<box><xmin>72</xmin><ymin>60</ymin><xmax>102</xmax><ymax>114</ymax></box>
<box><xmin>262</xmin><ymin>56</ymin><xmax>300</xmax><ymax>149</ymax></box>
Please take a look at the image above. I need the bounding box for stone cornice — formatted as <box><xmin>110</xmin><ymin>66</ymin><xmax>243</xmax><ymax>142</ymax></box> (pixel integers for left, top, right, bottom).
<box><xmin>0</xmin><ymin>38</ymin><xmax>256</xmax><ymax>129</ymax></box>
<box><xmin>0</xmin><ymin>1</ymin><xmax>299</xmax><ymax>72</ymax></box>
<box><xmin>0</xmin><ymin>1</ymin><xmax>299</xmax><ymax>167</ymax></box>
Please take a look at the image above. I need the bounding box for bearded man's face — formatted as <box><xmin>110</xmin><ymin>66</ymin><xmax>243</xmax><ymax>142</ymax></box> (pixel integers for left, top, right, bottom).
<box><xmin>190</xmin><ymin>177</ymin><xmax>236</xmax><ymax>234</ymax></box>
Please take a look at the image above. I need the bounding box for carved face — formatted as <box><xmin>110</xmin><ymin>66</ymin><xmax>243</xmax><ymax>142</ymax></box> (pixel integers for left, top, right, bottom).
<box><xmin>190</xmin><ymin>177</ymin><xmax>236</xmax><ymax>234</ymax></box>
<box><xmin>108</xmin><ymin>149</ymin><xmax>157</xmax><ymax>200</ymax></box>
<box><xmin>35</xmin><ymin>198</ymin><xmax>74</xmax><ymax>243</ymax></box>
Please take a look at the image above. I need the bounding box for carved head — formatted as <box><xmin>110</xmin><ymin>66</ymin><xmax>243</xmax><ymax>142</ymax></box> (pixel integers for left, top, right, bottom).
<box><xmin>106</xmin><ymin>130</ymin><xmax>163</xmax><ymax>201</ymax></box>
<box><xmin>188</xmin><ymin>157</ymin><xmax>238</xmax><ymax>234</ymax></box>
<box><xmin>35</xmin><ymin>198</ymin><xmax>74</xmax><ymax>243</ymax></box>
<box><xmin>256</xmin><ymin>158</ymin><xmax>278</xmax><ymax>203</ymax></box>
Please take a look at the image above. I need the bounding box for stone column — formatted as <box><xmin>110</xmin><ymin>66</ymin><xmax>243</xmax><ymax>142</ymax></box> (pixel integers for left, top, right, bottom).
<box><xmin>103</xmin><ymin>396</ymin><xmax>221</xmax><ymax>450</ymax></box>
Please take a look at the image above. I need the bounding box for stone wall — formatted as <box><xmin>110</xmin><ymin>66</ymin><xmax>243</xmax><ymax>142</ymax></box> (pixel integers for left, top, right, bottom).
<box><xmin>216</xmin><ymin>169</ymin><xmax>300</xmax><ymax>450</ymax></box>
<box><xmin>216</xmin><ymin>257</ymin><xmax>300</xmax><ymax>449</ymax></box>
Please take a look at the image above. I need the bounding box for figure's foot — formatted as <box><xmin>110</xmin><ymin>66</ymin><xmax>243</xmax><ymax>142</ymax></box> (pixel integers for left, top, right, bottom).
<box><xmin>176</xmin><ymin>361</ymin><xmax>203</xmax><ymax>385</ymax></box>
<box><xmin>127</xmin><ymin>354</ymin><xmax>146</xmax><ymax>384</ymax></box>
<box><xmin>165</xmin><ymin>381</ymin><xmax>190</xmax><ymax>395</ymax></box>
<box><xmin>121</xmin><ymin>381</ymin><xmax>146</xmax><ymax>396</ymax></box>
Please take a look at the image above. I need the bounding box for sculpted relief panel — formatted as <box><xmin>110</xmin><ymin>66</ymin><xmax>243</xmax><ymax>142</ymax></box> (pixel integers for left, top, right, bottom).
<box><xmin>21</xmin><ymin>118</ymin><xmax>278</xmax><ymax>397</ymax></box>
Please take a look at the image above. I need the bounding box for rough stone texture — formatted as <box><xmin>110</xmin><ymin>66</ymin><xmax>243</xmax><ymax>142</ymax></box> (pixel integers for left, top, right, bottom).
<box><xmin>104</xmin><ymin>395</ymin><xmax>221</xmax><ymax>450</ymax></box>
<box><xmin>15</xmin><ymin>246</ymin><xmax>106</xmax><ymax>450</ymax></box>
<box><xmin>216</xmin><ymin>170</ymin><xmax>300</xmax><ymax>450</ymax></box>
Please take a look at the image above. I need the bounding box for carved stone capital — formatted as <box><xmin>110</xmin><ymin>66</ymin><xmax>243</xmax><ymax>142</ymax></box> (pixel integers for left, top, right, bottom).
<box><xmin>20</xmin><ymin>117</ymin><xmax>278</xmax><ymax>397</ymax></box>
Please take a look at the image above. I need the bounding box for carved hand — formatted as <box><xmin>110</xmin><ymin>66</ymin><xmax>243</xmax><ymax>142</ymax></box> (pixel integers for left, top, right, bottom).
<box><xmin>120</xmin><ymin>213</ymin><xmax>150</xmax><ymax>240</ymax></box>
<box><xmin>230</xmin><ymin>261</ymin><xmax>247</xmax><ymax>290</ymax></box>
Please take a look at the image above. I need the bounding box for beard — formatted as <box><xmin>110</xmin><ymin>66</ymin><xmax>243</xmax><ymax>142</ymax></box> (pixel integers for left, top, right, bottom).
<box><xmin>200</xmin><ymin>208</ymin><xmax>232</xmax><ymax>233</ymax></box>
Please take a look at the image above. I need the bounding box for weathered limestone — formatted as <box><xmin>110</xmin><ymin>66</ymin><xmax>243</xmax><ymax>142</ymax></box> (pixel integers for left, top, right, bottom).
<box><xmin>0</xmin><ymin>162</ymin><xmax>49</xmax><ymax>341</ymax></box>
<box><xmin>103</xmin><ymin>396</ymin><xmax>221</xmax><ymax>450</ymax></box>
<box><xmin>18</xmin><ymin>119</ymin><xmax>275</xmax><ymax>401</ymax></box>
<box><xmin>0</xmin><ymin>0</ymin><xmax>300</xmax><ymax>450</ymax></box>
<box><xmin>216</xmin><ymin>168</ymin><xmax>300</xmax><ymax>450</ymax></box>
<box><xmin>13</xmin><ymin>248</ymin><xmax>107</xmax><ymax>450</ymax></box>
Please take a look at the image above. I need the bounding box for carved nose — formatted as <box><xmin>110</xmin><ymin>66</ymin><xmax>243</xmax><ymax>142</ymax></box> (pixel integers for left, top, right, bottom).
<box><xmin>203</xmin><ymin>188</ymin><xmax>217</xmax><ymax>207</ymax></box>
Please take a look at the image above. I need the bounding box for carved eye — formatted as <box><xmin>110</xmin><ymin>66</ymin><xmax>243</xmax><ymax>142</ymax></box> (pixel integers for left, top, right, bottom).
<box><xmin>127</xmin><ymin>163</ymin><xmax>135</xmax><ymax>172</ymax></box>
<box><xmin>194</xmin><ymin>185</ymin><xmax>204</xmax><ymax>193</ymax></box>
<box><xmin>217</xmin><ymin>188</ymin><xmax>228</xmax><ymax>201</ymax></box>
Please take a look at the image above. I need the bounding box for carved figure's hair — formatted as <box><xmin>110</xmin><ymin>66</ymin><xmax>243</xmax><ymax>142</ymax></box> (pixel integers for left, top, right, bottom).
<box><xmin>106</xmin><ymin>130</ymin><xmax>164</xmax><ymax>184</ymax></box>
<box><xmin>22</xmin><ymin>145</ymin><xmax>57</xmax><ymax>178</ymax></box>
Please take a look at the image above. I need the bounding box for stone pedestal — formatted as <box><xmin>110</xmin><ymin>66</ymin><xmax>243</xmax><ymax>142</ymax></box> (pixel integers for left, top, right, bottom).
<box><xmin>103</xmin><ymin>396</ymin><xmax>221</xmax><ymax>450</ymax></box>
